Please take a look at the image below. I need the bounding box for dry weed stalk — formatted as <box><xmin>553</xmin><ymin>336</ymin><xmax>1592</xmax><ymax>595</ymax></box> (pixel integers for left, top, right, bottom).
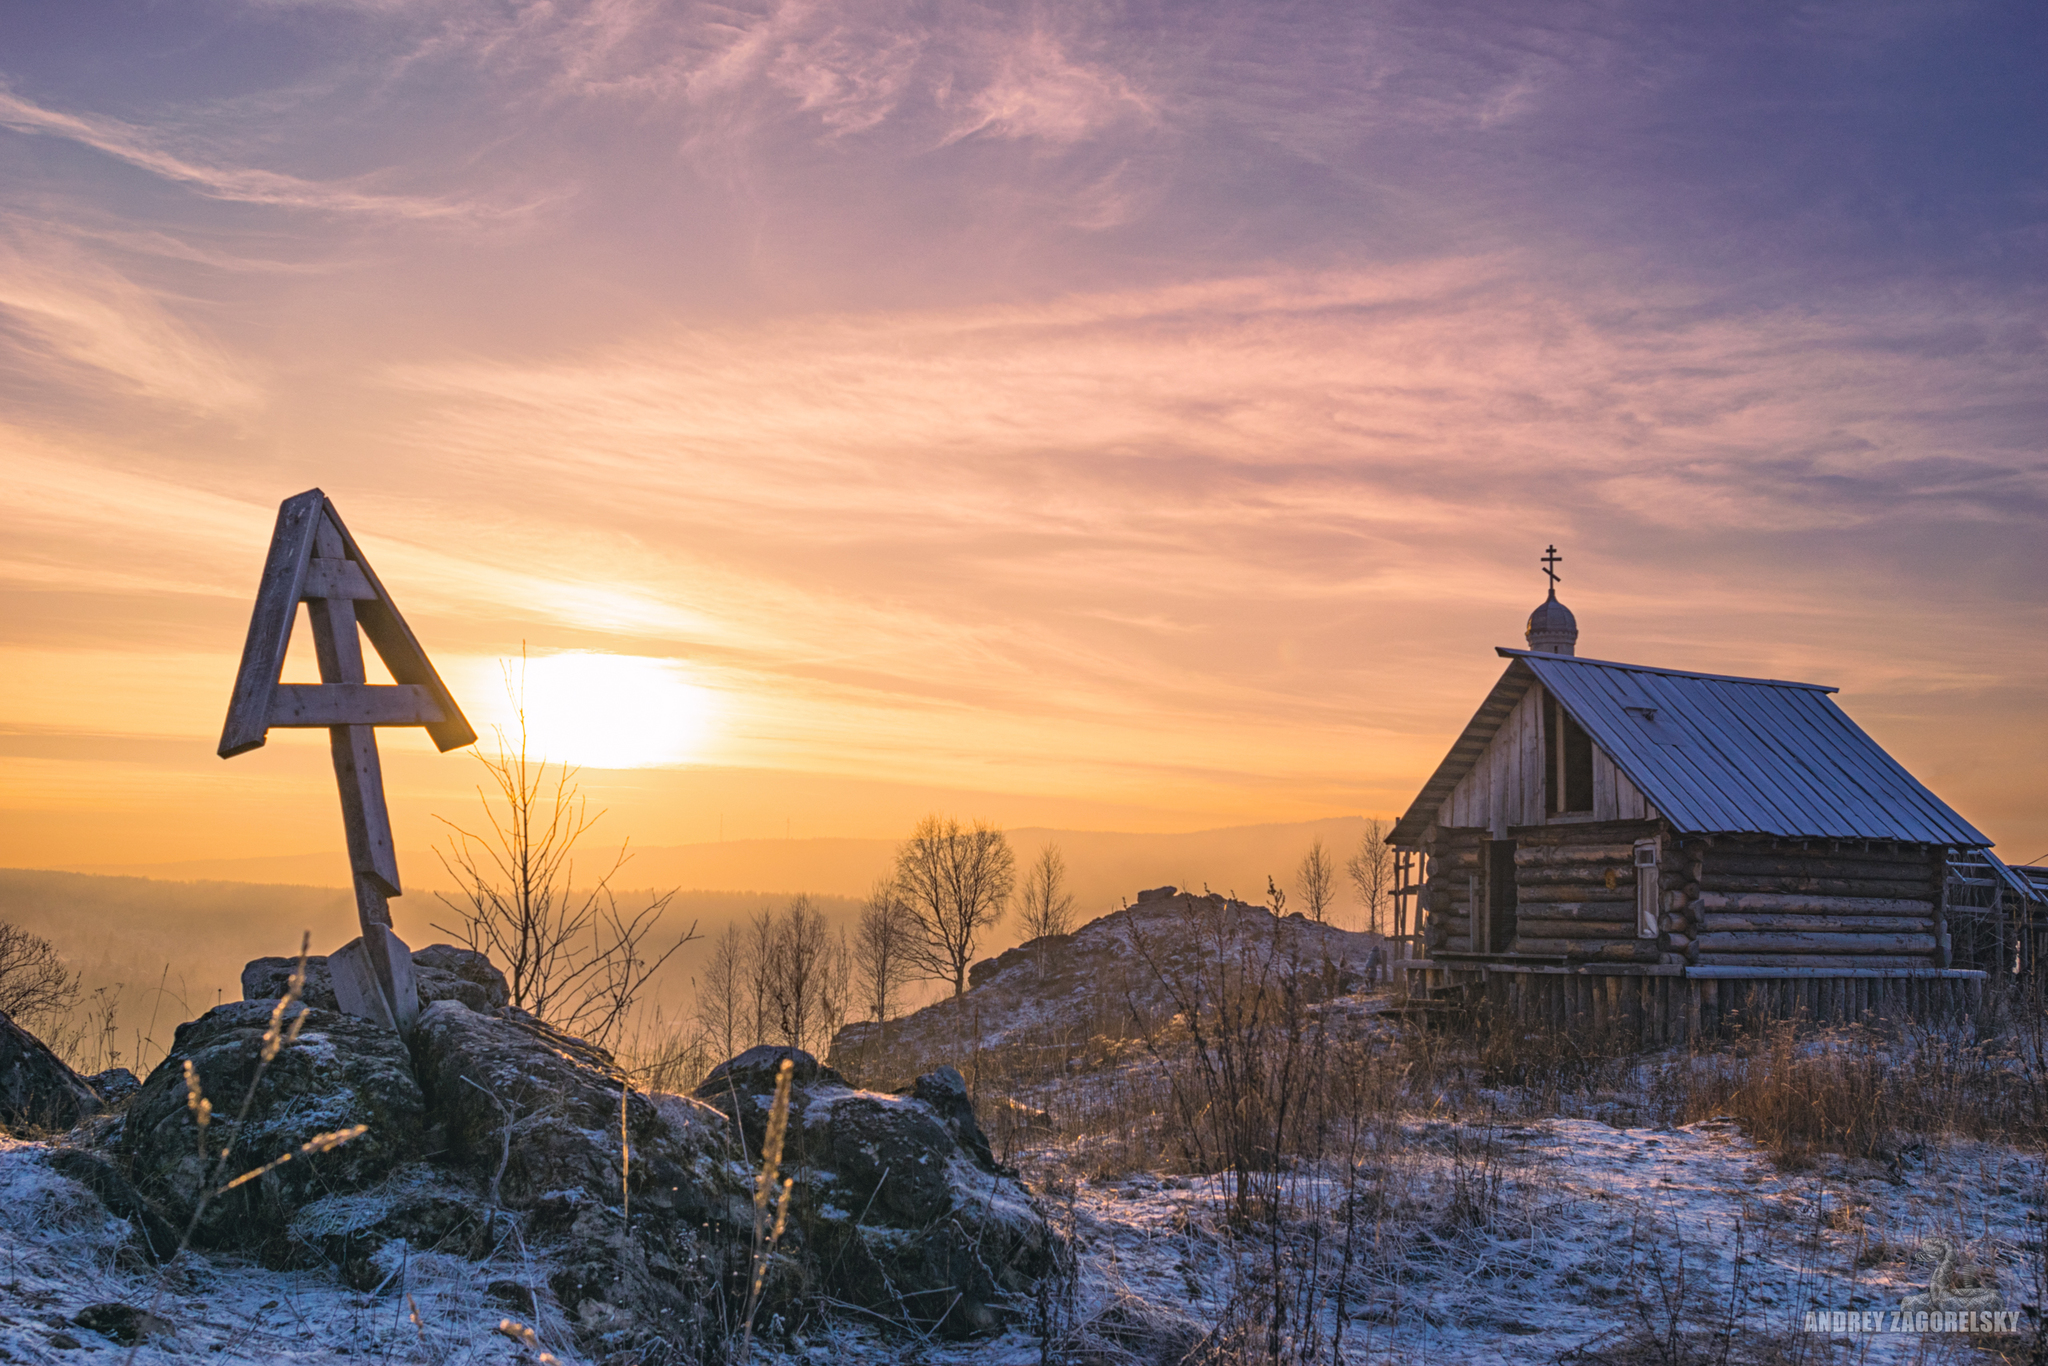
<box><xmin>736</xmin><ymin>1057</ymin><xmax>797</xmax><ymax>1364</ymax></box>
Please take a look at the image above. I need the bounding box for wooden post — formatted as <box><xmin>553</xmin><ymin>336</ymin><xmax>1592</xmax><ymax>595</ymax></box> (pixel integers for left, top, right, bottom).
<box><xmin>307</xmin><ymin>520</ymin><xmax>419</xmax><ymax>1034</ymax></box>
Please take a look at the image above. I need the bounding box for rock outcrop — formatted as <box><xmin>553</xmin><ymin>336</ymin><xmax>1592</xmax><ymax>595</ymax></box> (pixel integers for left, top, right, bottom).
<box><xmin>0</xmin><ymin>1008</ymin><xmax>101</xmax><ymax>1132</ymax></box>
<box><xmin>121</xmin><ymin>1001</ymin><xmax>426</xmax><ymax>1256</ymax></box>
<box><xmin>696</xmin><ymin>1046</ymin><xmax>1059</xmax><ymax>1338</ymax></box>
<box><xmin>57</xmin><ymin>952</ymin><xmax>1057</xmax><ymax>1359</ymax></box>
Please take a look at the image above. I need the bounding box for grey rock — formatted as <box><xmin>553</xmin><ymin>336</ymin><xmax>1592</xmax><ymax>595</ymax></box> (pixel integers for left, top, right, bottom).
<box><xmin>288</xmin><ymin>1164</ymin><xmax>495</xmax><ymax>1290</ymax></box>
<box><xmin>239</xmin><ymin>955</ymin><xmax>338</xmax><ymax>1010</ymax></box>
<box><xmin>696</xmin><ymin>1046</ymin><xmax>844</xmax><ymax>1157</ymax></box>
<box><xmin>86</xmin><ymin>1068</ymin><xmax>141</xmax><ymax>1106</ymax></box>
<box><xmin>695</xmin><ymin>1050</ymin><xmax>1059</xmax><ymax>1338</ymax></box>
<box><xmin>409</xmin><ymin>944</ymin><xmax>510</xmax><ymax>1012</ymax></box>
<box><xmin>240</xmin><ymin>943</ymin><xmax>510</xmax><ymax>1016</ymax></box>
<box><xmin>912</xmin><ymin>1066</ymin><xmax>1000</xmax><ymax>1172</ymax></box>
<box><xmin>412</xmin><ymin>1000</ymin><xmax>735</xmax><ymax>1221</ymax></box>
<box><xmin>72</xmin><ymin>1303</ymin><xmax>172</xmax><ymax>1345</ymax></box>
<box><xmin>0</xmin><ymin>1008</ymin><xmax>100</xmax><ymax>1132</ymax></box>
<box><xmin>120</xmin><ymin>1001</ymin><xmax>425</xmax><ymax>1257</ymax></box>
<box><xmin>43</xmin><ymin>1147</ymin><xmax>179</xmax><ymax>1261</ymax></box>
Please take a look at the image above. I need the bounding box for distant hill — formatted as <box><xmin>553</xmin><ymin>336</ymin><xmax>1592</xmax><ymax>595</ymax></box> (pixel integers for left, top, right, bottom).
<box><xmin>55</xmin><ymin>816</ymin><xmax>1381</xmax><ymax>919</ymax></box>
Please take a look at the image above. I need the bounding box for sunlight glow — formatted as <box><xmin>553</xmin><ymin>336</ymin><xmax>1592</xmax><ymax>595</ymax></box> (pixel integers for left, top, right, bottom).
<box><xmin>484</xmin><ymin>652</ymin><xmax>716</xmax><ymax>770</ymax></box>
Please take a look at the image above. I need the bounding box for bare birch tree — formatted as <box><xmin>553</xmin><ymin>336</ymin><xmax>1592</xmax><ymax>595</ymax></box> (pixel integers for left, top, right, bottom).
<box><xmin>1017</xmin><ymin>844</ymin><xmax>1077</xmax><ymax>942</ymax></box>
<box><xmin>853</xmin><ymin>879</ymin><xmax>917</xmax><ymax>1025</ymax></box>
<box><xmin>1347</xmin><ymin>818</ymin><xmax>1394</xmax><ymax>934</ymax></box>
<box><xmin>746</xmin><ymin>907</ymin><xmax>778</xmax><ymax>1050</ymax></box>
<box><xmin>694</xmin><ymin>921</ymin><xmax>748</xmax><ymax>1063</ymax></box>
<box><xmin>1295</xmin><ymin>838</ymin><xmax>1336</xmax><ymax>924</ymax></box>
<box><xmin>893</xmin><ymin>815</ymin><xmax>1015</xmax><ymax>999</ymax></box>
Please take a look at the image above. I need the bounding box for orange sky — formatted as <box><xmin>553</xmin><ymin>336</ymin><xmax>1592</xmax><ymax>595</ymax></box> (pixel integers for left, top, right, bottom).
<box><xmin>2</xmin><ymin>5</ymin><xmax>2043</xmax><ymax>874</ymax></box>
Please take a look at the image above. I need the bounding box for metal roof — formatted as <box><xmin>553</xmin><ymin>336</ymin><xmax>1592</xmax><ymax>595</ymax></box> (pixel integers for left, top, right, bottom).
<box><xmin>1390</xmin><ymin>649</ymin><xmax>1989</xmax><ymax>847</ymax></box>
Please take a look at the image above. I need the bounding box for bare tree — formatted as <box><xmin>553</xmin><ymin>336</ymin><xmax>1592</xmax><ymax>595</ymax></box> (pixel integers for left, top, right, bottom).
<box><xmin>746</xmin><ymin>907</ymin><xmax>778</xmax><ymax>1050</ymax></box>
<box><xmin>1017</xmin><ymin>844</ymin><xmax>1077</xmax><ymax>942</ymax></box>
<box><xmin>0</xmin><ymin>923</ymin><xmax>80</xmax><ymax>1030</ymax></box>
<box><xmin>893</xmin><ymin>815</ymin><xmax>1016</xmax><ymax>999</ymax></box>
<box><xmin>1347</xmin><ymin>818</ymin><xmax>1394</xmax><ymax>934</ymax></box>
<box><xmin>852</xmin><ymin>880</ymin><xmax>917</xmax><ymax>1025</ymax></box>
<box><xmin>766</xmin><ymin>895</ymin><xmax>846</xmax><ymax>1055</ymax></box>
<box><xmin>1295</xmin><ymin>838</ymin><xmax>1336</xmax><ymax>925</ymax></box>
<box><xmin>694</xmin><ymin>922</ymin><xmax>748</xmax><ymax>1064</ymax></box>
<box><xmin>432</xmin><ymin>672</ymin><xmax>692</xmax><ymax>1050</ymax></box>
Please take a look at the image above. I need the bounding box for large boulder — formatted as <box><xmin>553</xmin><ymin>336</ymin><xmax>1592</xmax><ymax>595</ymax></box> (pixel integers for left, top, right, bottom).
<box><xmin>410</xmin><ymin>999</ymin><xmax>738</xmax><ymax>1354</ymax></box>
<box><xmin>120</xmin><ymin>1001</ymin><xmax>426</xmax><ymax>1258</ymax></box>
<box><xmin>0</xmin><ymin>1009</ymin><xmax>100</xmax><ymax>1132</ymax></box>
<box><xmin>411</xmin><ymin>999</ymin><xmax>731</xmax><ymax>1218</ymax></box>
<box><xmin>695</xmin><ymin>1048</ymin><xmax>1059</xmax><ymax>1338</ymax></box>
<box><xmin>240</xmin><ymin>943</ymin><xmax>510</xmax><ymax>1014</ymax></box>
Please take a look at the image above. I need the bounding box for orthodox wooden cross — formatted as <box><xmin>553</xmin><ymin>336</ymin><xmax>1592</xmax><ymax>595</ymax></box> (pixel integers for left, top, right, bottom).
<box><xmin>218</xmin><ymin>490</ymin><xmax>476</xmax><ymax>1033</ymax></box>
<box><xmin>1541</xmin><ymin>544</ymin><xmax>1563</xmax><ymax>590</ymax></box>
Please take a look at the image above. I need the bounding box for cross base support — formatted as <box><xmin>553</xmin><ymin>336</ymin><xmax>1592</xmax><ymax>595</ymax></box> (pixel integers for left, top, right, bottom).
<box><xmin>331</xmin><ymin>924</ymin><xmax>421</xmax><ymax>1034</ymax></box>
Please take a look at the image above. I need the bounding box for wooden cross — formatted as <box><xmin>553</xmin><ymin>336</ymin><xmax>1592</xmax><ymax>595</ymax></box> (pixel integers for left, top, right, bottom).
<box><xmin>218</xmin><ymin>490</ymin><xmax>476</xmax><ymax>1033</ymax></box>
<box><xmin>1541</xmin><ymin>544</ymin><xmax>1563</xmax><ymax>591</ymax></box>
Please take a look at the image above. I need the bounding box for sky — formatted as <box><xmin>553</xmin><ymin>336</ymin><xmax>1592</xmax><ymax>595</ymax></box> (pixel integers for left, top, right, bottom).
<box><xmin>1</xmin><ymin>0</ymin><xmax>2044</xmax><ymax>873</ymax></box>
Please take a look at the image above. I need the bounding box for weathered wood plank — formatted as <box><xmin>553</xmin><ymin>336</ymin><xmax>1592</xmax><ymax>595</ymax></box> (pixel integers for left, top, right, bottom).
<box><xmin>1698</xmin><ymin>874</ymin><xmax>1942</xmax><ymax>896</ymax></box>
<box><xmin>322</xmin><ymin>500</ymin><xmax>477</xmax><ymax>754</ymax></box>
<box><xmin>1515</xmin><ymin>902</ymin><xmax>1638</xmax><ymax>922</ymax></box>
<box><xmin>1695</xmin><ymin>953</ymin><xmax>1935</xmax><ymax>970</ymax></box>
<box><xmin>1513</xmin><ymin>938</ymin><xmax>1661</xmax><ymax>962</ymax></box>
<box><xmin>267</xmin><ymin>683</ymin><xmax>447</xmax><ymax>727</ymax></box>
<box><xmin>1517</xmin><ymin>886</ymin><xmax>1635</xmax><ymax>905</ymax></box>
<box><xmin>1514</xmin><ymin>844</ymin><xmax>1638</xmax><ymax>867</ymax></box>
<box><xmin>1517</xmin><ymin>919</ymin><xmax>1638</xmax><ymax>940</ymax></box>
<box><xmin>218</xmin><ymin>490</ymin><xmax>324</xmax><ymax>757</ymax></box>
<box><xmin>1694</xmin><ymin>892</ymin><xmax>1933</xmax><ymax>916</ymax></box>
<box><xmin>1697</xmin><ymin>913</ymin><xmax>1933</xmax><ymax>934</ymax></box>
<box><xmin>1694</xmin><ymin>931</ymin><xmax>1935</xmax><ymax>954</ymax></box>
<box><xmin>301</xmin><ymin>556</ymin><xmax>377</xmax><ymax>600</ymax></box>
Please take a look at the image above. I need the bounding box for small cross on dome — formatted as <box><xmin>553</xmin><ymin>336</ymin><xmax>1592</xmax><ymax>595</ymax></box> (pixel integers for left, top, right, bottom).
<box><xmin>1541</xmin><ymin>545</ymin><xmax>1562</xmax><ymax>592</ymax></box>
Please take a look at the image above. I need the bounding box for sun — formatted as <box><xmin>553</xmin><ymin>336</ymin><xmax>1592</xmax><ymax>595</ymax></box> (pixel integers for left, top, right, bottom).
<box><xmin>481</xmin><ymin>652</ymin><xmax>716</xmax><ymax>769</ymax></box>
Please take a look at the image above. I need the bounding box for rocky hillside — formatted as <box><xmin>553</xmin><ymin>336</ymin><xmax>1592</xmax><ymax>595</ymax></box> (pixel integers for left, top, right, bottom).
<box><xmin>831</xmin><ymin>886</ymin><xmax>1389</xmax><ymax>1087</ymax></box>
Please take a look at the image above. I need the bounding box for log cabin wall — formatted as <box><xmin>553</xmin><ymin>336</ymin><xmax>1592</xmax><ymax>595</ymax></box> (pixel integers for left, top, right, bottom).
<box><xmin>1681</xmin><ymin>839</ymin><xmax>1945</xmax><ymax>970</ymax></box>
<box><xmin>1419</xmin><ymin>827</ymin><xmax>1484</xmax><ymax>955</ymax></box>
<box><xmin>1436</xmin><ymin>683</ymin><xmax>1655</xmax><ymax>832</ymax></box>
<box><xmin>1508</xmin><ymin>819</ymin><xmax>1669</xmax><ymax>964</ymax></box>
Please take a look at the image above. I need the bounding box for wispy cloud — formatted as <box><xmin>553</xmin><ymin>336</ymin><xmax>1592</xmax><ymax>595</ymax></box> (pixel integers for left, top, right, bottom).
<box><xmin>0</xmin><ymin>87</ymin><xmax>474</xmax><ymax>219</ymax></box>
<box><xmin>0</xmin><ymin>233</ymin><xmax>260</xmax><ymax>411</ymax></box>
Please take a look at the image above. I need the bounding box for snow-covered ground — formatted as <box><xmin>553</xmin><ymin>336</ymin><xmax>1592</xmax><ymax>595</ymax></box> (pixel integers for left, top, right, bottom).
<box><xmin>0</xmin><ymin>1135</ymin><xmax>573</xmax><ymax>1364</ymax></box>
<box><xmin>9</xmin><ymin>1108</ymin><xmax>2036</xmax><ymax>1364</ymax></box>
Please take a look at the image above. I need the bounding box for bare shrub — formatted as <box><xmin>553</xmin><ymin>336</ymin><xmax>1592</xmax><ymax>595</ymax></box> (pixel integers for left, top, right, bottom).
<box><xmin>1125</xmin><ymin>896</ymin><xmax>1332</xmax><ymax>1219</ymax></box>
<box><xmin>0</xmin><ymin>921</ymin><xmax>80</xmax><ymax>1032</ymax></box>
<box><xmin>1659</xmin><ymin>1017</ymin><xmax>2048</xmax><ymax>1163</ymax></box>
<box><xmin>432</xmin><ymin>694</ymin><xmax>691</xmax><ymax>1050</ymax></box>
<box><xmin>892</xmin><ymin>814</ymin><xmax>1015</xmax><ymax>998</ymax></box>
